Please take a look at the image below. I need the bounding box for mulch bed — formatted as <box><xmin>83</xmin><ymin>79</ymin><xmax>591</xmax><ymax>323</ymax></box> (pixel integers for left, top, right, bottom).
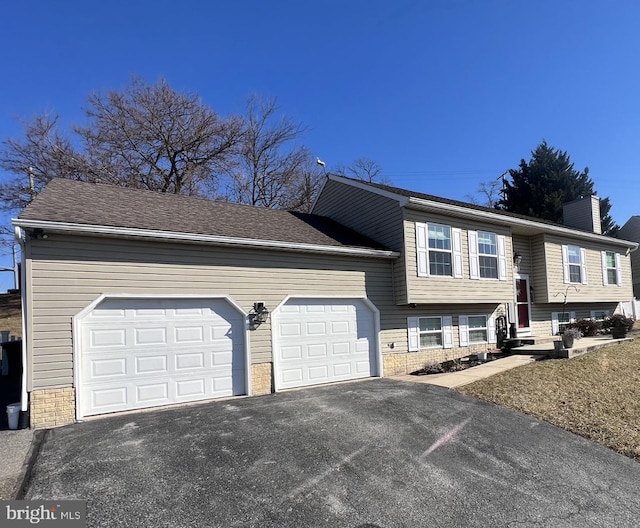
<box><xmin>410</xmin><ymin>350</ymin><xmax>509</xmax><ymax>376</ymax></box>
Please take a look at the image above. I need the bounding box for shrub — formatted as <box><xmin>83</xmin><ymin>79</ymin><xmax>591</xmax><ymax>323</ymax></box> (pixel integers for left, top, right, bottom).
<box><xmin>568</xmin><ymin>318</ymin><xmax>601</xmax><ymax>337</ymax></box>
<box><xmin>602</xmin><ymin>314</ymin><xmax>635</xmax><ymax>331</ymax></box>
<box><xmin>423</xmin><ymin>361</ymin><xmax>444</xmax><ymax>374</ymax></box>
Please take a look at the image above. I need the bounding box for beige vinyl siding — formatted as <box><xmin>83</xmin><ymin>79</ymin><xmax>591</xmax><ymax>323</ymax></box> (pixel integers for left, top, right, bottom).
<box><xmin>529</xmin><ymin>234</ymin><xmax>548</xmax><ymax>304</ymax></box>
<box><xmin>403</xmin><ymin>209</ymin><xmax>514</xmax><ymax>304</ymax></box>
<box><xmin>542</xmin><ymin>235</ymin><xmax>633</xmax><ymax>302</ymax></box>
<box><xmin>27</xmin><ymin>234</ymin><xmax>397</xmax><ymax>390</ymax></box>
<box><xmin>313</xmin><ymin>179</ymin><xmax>408</xmax><ymax>304</ymax></box>
<box><xmin>511</xmin><ymin>235</ymin><xmax>533</xmax><ymax>277</ymax></box>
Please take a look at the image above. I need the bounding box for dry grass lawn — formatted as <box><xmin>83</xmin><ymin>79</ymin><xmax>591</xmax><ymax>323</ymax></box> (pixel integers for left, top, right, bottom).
<box><xmin>458</xmin><ymin>338</ymin><xmax>640</xmax><ymax>461</ymax></box>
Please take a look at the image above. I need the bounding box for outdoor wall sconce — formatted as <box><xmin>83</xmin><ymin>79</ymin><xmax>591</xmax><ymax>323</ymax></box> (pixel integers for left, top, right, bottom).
<box><xmin>248</xmin><ymin>302</ymin><xmax>269</xmax><ymax>330</ymax></box>
<box><xmin>513</xmin><ymin>253</ymin><xmax>523</xmax><ymax>268</ymax></box>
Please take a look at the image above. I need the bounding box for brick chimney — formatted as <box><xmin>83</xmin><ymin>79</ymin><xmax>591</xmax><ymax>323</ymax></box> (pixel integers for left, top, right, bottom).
<box><xmin>563</xmin><ymin>195</ymin><xmax>601</xmax><ymax>234</ymax></box>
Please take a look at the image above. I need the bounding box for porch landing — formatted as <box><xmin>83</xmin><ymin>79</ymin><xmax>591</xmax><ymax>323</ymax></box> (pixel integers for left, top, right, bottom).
<box><xmin>510</xmin><ymin>334</ymin><xmax>633</xmax><ymax>359</ymax></box>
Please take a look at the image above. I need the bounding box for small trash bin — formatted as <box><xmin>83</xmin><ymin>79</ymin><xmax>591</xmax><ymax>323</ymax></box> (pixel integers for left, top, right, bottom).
<box><xmin>6</xmin><ymin>402</ymin><xmax>21</xmax><ymax>430</ymax></box>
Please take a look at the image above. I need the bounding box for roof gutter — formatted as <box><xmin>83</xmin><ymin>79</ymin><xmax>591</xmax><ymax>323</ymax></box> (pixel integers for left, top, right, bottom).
<box><xmin>406</xmin><ymin>197</ymin><xmax>638</xmax><ymax>249</ymax></box>
<box><xmin>11</xmin><ymin>219</ymin><xmax>400</xmax><ymax>259</ymax></box>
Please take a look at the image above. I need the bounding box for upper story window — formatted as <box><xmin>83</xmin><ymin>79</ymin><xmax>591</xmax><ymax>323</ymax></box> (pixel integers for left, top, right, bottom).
<box><xmin>428</xmin><ymin>224</ymin><xmax>452</xmax><ymax>275</ymax></box>
<box><xmin>468</xmin><ymin>230</ymin><xmax>507</xmax><ymax>280</ymax></box>
<box><xmin>601</xmin><ymin>251</ymin><xmax>621</xmax><ymax>286</ymax></box>
<box><xmin>477</xmin><ymin>231</ymin><xmax>498</xmax><ymax>279</ymax></box>
<box><xmin>562</xmin><ymin>245</ymin><xmax>587</xmax><ymax>284</ymax></box>
<box><xmin>415</xmin><ymin>223</ymin><xmax>462</xmax><ymax>278</ymax></box>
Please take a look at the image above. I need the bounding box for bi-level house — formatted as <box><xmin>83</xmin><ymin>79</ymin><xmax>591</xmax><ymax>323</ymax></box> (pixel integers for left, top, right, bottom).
<box><xmin>12</xmin><ymin>176</ymin><xmax>636</xmax><ymax>428</ymax></box>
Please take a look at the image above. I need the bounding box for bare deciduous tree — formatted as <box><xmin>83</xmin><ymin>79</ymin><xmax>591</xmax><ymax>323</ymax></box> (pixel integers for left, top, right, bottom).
<box><xmin>333</xmin><ymin>157</ymin><xmax>389</xmax><ymax>184</ymax></box>
<box><xmin>225</xmin><ymin>95</ymin><xmax>317</xmax><ymax>209</ymax></box>
<box><xmin>0</xmin><ymin>114</ymin><xmax>89</xmax><ymax>211</ymax></box>
<box><xmin>77</xmin><ymin>77</ymin><xmax>243</xmax><ymax>195</ymax></box>
<box><xmin>0</xmin><ymin>78</ymin><xmax>243</xmax><ymax>215</ymax></box>
<box><xmin>465</xmin><ymin>179</ymin><xmax>503</xmax><ymax>208</ymax></box>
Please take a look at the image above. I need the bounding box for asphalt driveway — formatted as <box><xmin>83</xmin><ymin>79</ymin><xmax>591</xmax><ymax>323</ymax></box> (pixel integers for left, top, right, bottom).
<box><xmin>25</xmin><ymin>379</ymin><xmax>640</xmax><ymax>527</ymax></box>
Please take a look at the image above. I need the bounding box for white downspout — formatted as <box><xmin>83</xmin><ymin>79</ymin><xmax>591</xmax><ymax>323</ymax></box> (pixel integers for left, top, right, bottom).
<box><xmin>14</xmin><ymin>226</ymin><xmax>28</xmax><ymax>413</ymax></box>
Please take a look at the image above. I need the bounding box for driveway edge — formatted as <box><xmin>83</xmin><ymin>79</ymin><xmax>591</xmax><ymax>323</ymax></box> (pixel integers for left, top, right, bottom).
<box><xmin>16</xmin><ymin>429</ymin><xmax>47</xmax><ymax>499</ymax></box>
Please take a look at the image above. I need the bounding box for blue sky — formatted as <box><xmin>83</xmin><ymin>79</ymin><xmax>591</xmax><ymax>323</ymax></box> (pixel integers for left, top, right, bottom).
<box><xmin>1</xmin><ymin>0</ymin><xmax>639</xmax><ymax>290</ymax></box>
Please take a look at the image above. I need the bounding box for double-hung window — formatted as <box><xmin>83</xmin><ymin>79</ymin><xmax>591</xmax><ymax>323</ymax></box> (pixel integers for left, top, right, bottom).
<box><xmin>601</xmin><ymin>251</ymin><xmax>621</xmax><ymax>286</ymax></box>
<box><xmin>552</xmin><ymin>311</ymin><xmax>575</xmax><ymax>335</ymax></box>
<box><xmin>562</xmin><ymin>244</ymin><xmax>587</xmax><ymax>284</ymax></box>
<box><xmin>407</xmin><ymin>316</ymin><xmax>453</xmax><ymax>351</ymax></box>
<box><xmin>477</xmin><ymin>231</ymin><xmax>498</xmax><ymax>279</ymax></box>
<box><xmin>459</xmin><ymin>314</ymin><xmax>496</xmax><ymax>346</ymax></box>
<box><xmin>468</xmin><ymin>230</ymin><xmax>507</xmax><ymax>280</ymax></box>
<box><xmin>419</xmin><ymin>317</ymin><xmax>443</xmax><ymax>348</ymax></box>
<box><xmin>415</xmin><ymin>223</ymin><xmax>462</xmax><ymax>278</ymax></box>
<box><xmin>428</xmin><ymin>224</ymin><xmax>452</xmax><ymax>276</ymax></box>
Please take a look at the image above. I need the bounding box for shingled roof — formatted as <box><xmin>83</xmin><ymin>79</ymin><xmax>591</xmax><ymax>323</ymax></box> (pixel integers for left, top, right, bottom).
<box><xmin>17</xmin><ymin>178</ymin><xmax>390</xmax><ymax>252</ymax></box>
<box><xmin>336</xmin><ymin>175</ymin><xmax>568</xmax><ymax>228</ymax></box>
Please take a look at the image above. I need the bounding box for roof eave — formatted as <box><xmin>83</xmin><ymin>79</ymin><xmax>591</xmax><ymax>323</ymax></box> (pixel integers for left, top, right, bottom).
<box><xmin>12</xmin><ymin>218</ymin><xmax>400</xmax><ymax>259</ymax></box>
<box><xmin>406</xmin><ymin>197</ymin><xmax>638</xmax><ymax>248</ymax></box>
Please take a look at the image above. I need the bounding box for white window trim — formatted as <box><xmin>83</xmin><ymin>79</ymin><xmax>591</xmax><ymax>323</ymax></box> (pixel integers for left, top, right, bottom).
<box><xmin>601</xmin><ymin>251</ymin><xmax>622</xmax><ymax>287</ymax></box>
<box><xmin>562</xmin><ymin>244</ymin><xmax>587</xmax><ymax>285</ymax></box>
<box><xmin>551</xmin><ymin>311</ymin><xmax>576</xmax><ymax>335</ymax></box>
<box><xmin>468</xmin><ymin>230</ymin><xmax>507</xmax><ymax>281</ymax></box>
<box><xmin>407</xmin><ymin>316</ymin><xmax>453</xmax><ymax>351</ymax></box>
<box><xmin>459</xmin><ymin>314</ymin><xmax>496</xmax><ymax>346</ymax></box>
<box><xmin>415</xmin><ymin>223</ymin><xmax>462</xmax><ymax>278</ymax></box>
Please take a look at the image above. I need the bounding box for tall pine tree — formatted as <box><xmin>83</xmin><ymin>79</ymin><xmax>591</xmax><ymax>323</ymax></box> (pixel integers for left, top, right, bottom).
<box><xmin>498</xmin><ymin>141</ymin><xmax>618</xmax><ymax>235</ymax></box>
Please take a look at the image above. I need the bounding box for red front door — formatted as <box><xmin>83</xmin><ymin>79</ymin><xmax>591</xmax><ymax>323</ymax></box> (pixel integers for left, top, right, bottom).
<box><xmin>515</xmin><ymin>275</ymin><xmax>531</xmax><ymax>333</ymax></box>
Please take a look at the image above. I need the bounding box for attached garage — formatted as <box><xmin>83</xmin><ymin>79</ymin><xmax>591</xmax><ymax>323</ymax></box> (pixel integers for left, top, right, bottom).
<box><xmin>74</xmin><ymin>296</ymin><xmax>248</xmax><ymax>419</ymax></box>
<box><xmin>273</xmin><ymin>297</ymin><xmax>380</xmax><ymax>390</ymax></box>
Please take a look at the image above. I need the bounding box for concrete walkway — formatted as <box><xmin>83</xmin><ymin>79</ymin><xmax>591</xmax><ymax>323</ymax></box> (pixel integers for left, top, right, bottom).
<box><xmin>391</xmin><ymin>354</ymin><xmax>545</xmax><ymax>388</ymax></box>
<box><xmin>393</xmin><ymin>334</ymin><xmax>633</xmax><ymax>389</ymax></box>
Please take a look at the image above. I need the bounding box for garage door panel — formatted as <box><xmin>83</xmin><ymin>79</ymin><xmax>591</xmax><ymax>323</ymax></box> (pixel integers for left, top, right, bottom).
<box><xmin>332</xmin><ymin>363</ymin><xmax>352</xmax><ymax>377</ymax></box>
<box><xmin>308</xmin><ymin>365</ymin><xmax>329</xmax><ymax>381</ymax></box>
<box><xmin>91</xmin><ymin>358</ymin><xmax>127</xmax><ymax>378</ymax></box>
<box><xmin>174</xmin><ymin>326</ymin><xmax>204</xmax><ymax>343</ymax></box>
<box><xmin>92</xmin><ymin>387</ymin><xmax>128</xmax><ymax>410</ymax></box>
<box><xmin>275</xmin><ymin>298</ymin><xmax>377</xmax><ymax>390</ymax></box>
<box><xmin>280</xmin><ymin>345</ymin><xmax>302</xmax><ymax>360</ymax></box>
<box><xmin>90</xmin><ymin>328</ymin><xmax>126</xmax><ymax>348</ymax></box>
<box><xmin>135</xmin><ymin>327</ymin><xmax>167</xmax><ymax>345</ymax></box>
<box><xmin>137</xmin><ymin>382</ymin><xmax>169</xmax><ymax>403</ymax></box>
<box><xmin>331</xmin><ymin>342</ymin><xmax>350</xmax><ymax>356</ymax></box>
<box><xmin>175</xmin><ymin>352</ymin><xmax>205</xmax><ymax>370</ymax></box>
<box><xmin>79</xmin><ymin>298</ymin><xmax>246</xmax><ymax>417</ymax></box>
<box><xmin>135</xmin><ymin>355</ymin><xmax>167</xmax><ymax>374</ymax></box>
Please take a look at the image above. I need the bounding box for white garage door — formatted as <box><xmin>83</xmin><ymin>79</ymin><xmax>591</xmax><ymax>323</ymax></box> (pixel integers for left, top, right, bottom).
<box><xmin>78</xmin><ymin>297</ymin><xmax>246</xmax><ymax>417</ymax></box>
<box><xmin>274</xmin><ymin>298</ymin><xmax>377</xmax><ymax>390</ymax></box>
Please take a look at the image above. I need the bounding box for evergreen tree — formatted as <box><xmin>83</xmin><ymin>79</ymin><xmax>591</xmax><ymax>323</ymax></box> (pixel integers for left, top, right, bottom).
<box><xmin>498</xmin><ymin>141</ymin><xmax>618</xmax><ymax>235</ymax></box>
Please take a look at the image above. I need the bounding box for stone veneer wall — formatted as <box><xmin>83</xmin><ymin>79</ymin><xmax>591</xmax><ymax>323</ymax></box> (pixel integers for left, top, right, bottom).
<box><xmin>30</xmin><ymin>388</ymin><xmax>75</xmax><ymax>429</ymax></box>
<box><xmin>251</xmin><ymin>363</ymin><xmax>273</xmax><ymax>395</ymax></box>
<box><xmin>383</xmin><ymin>344</ymin><xmax>497</xmax><ymax>376</ymax></box>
